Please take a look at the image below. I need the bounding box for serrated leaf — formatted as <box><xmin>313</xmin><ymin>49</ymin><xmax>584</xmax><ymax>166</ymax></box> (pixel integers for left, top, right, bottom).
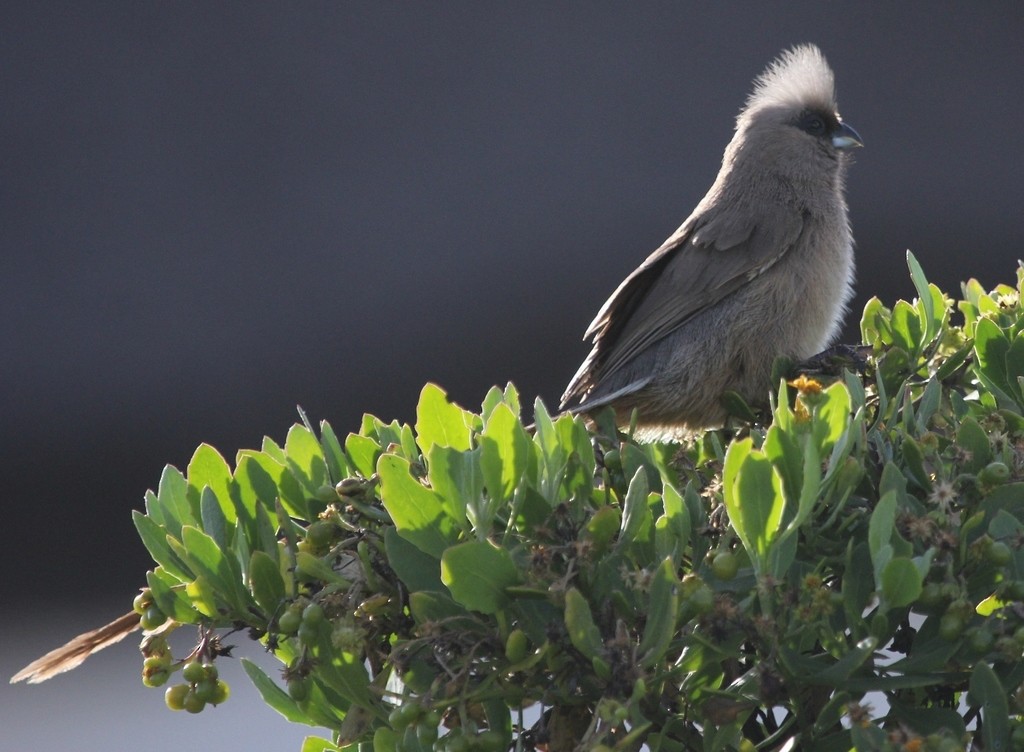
<box><xmin>344</xmin><ymin>433</ymin><xmax>381</xmax><ymax>478</ymax></box>
<box><xmin>236</xmin><ymin>450</ymin><xmax>308</xmax><ymax>519</ymax></box>
<box><xmin>285</xmin><ymin>423</ymin><xmax>330</xmax><ymax>494</ymax></box>
<box><xmin>415</xmin><ymin>383</ymin><xmax>474</xmax><ymax>454</ymax></box>
<box><xmin>723</xmin><ymin>443</ymin><xmax>784</xmax><ymax>565</ymax></box>
<box><xmin>891</xmin><ymin>300</ymin><xmax>924</xmax><ymax>356</ymax></box>
<box><xmin>813</xmin><ymin>382</ymin><xmax>851</xmax><ymax>452</ymax></box>
<box><xmin>301</xmin><ymin>736</ymin><xmax>341</xmax><ymax>752</ymax></box>
<box><xmin>426</xmin><ymin>445</ymin><xmax>477</xmax><ymax>531</ymax></box>
<box><xmin>378</xmin><ymin>454</ymin><xmax>458</xmax><ymax>558</ymax></box>
<box><xmin>441</xmin><ymin>541</ymin><xmax>519</xmax><ymax>614</ymax></box>
<box><xmin>479</xmin><ymin>403</ymin><xmax>530</xmax><ymax>503</ymax></box>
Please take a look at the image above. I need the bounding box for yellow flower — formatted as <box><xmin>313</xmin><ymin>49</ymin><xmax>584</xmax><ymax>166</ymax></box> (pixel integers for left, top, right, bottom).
<box><xmin>788</xmin><ymin>374</ymin><xmax>823</xmax><ymax>395</ymax></box>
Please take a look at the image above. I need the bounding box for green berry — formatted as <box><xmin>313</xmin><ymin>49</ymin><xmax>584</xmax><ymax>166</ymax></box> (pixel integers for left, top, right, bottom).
<box><xmin>711</xmin><ymin>551</ymin><xmax>739</xmax><ymax>581</ymax></box>
<box><xmin>504</xmin><ymin>629</ymin><xmax>529</xmax><ymax>664</ymax></box>
<box><xmin>165</xmin><ymin>683</ymin><xmax>189</xmax><ymax>711</ymax></box>
<box><xmin>306</xmin><ymin>520</ymin><xmax>335</xmax><ymax>548</ymax></box>
<box><xmin>978</xmin><ymin>461</ymin><xmax>1010</xmax><ymax>487</ymax></box>
<box><xmin>287</xmin><ymin>677</ymin><xmax>311</xmax><ymax>702</ymax></box>
<box><xmin>183</xmin><ymin>688</ymin><xmax>206</xmax><ymax>714</ymax></box>
<box><xmin>986</xmin><ymin>541</ymin><xmax>1012</xmax><ymax>567</ymax></box>
<box><xmin>193</xmin><ymin>678</ymin><xmax>217</xmax><ymax>703</ymax></box>
<box><xmin>302</xmin><ymin>602</ymin><xmax>326</xmax><ymax>626</ymax></box>
<box><xmin>967</xmin><ymin>626</ymin><xmax>995</xmax><ymax>654</ymax></box>
<box><xmin>938</xmin><ymin>612</ymin><xmax>966</xmax><ymax>641</ymax></box>
<box><xmin>277</xmin><ymin>606</ymin><xmax>303</xmax><ymax>635</ymax></box>
<box><xmin>297</xmin><ymin>621</ymin><xmax>320</xmax><ymax>647</ymax></box>
<box><xmin>133</xmin><ymin>590</ymin><xmax>154</xmax><ymax>615</ymax></box>
<box><xmin>208</xmin><ymin>680</ymin><xmax>230</xmax><ymax>706</ymax></box>
<box><xmin>139</xmin><ymin>605</ymin><xmax>167</xmax><ymax>631</ymax></box>
<box><xmin>182</xmin><ymin>660</ymin><xmax>207</xmax><ymax>684</ymax></box>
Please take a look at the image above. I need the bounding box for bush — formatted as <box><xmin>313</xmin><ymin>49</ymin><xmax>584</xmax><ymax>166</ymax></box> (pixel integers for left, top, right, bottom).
<box><xmin>94</xmin><ymin>254</ymin><xmax>1024</xmax><ymax>749</ymax></box>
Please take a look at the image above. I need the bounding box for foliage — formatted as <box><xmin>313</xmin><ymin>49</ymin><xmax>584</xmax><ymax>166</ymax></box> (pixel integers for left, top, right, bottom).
<box><xmin>125</xmin><ymin>253</ymin><xmax>1024</xmax><ymax>751</ymax></box>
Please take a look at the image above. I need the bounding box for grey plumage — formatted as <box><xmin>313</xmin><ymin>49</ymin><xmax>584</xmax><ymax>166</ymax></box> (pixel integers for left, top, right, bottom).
<box><xmin>560</xmin><ymin>44</ymin><xmax>862</xmax><ymax>438</ymax></box>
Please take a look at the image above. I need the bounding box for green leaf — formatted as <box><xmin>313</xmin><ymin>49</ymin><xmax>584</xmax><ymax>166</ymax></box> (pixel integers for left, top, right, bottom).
<box><xmin>415</xmin><ymin>383</ymin><xmax>474</xmax><ymax>454</ymax></box>
<box><xmin>563</xmin><ymin>587</ymin><xmax>603</xmax><ymax>660</ymax></box>
<box><xmin>969</xmin><ymin>662</ymin><xmax>1010</xmax><ymax>752</ymax></box>
<box><xmin>619</xmin><ymin>467</ymin><xmax>652</xmax><ymax>548</ymax></box>
<box><xmin>187</xmin><ymin>444</ymin><xmax>237</xmax><ymax>525</ymax></box>
<box><xmin>880</xmin><ymin>557</ymin><xmax>923</xmax><ymax>608</ymax></box>
<box><xmin>868</xmin><ymin>491</ymin><xmax>898</xmax><ymax>569</ymax></box>
<box><xmin>295</xmin><ymin>551</ymin><xmax>349</xmax><ymax>585</ymax></box>
<box><xmin>479</xmin><ymin>403</ymin><xmax>530</xmax><ymax>503</ymax></box>
<box><xmin>318</xmin><ymin>420</ymin><xmax>350</xmax><ymax>484</ymax></box>
<box><xmin>241</xmin><ymin>658</ymin><xmax>319</xmax><ymax>726</ymax></box>
<box><xmin>723</xmin><ymin>442</ymin><xmax>784</xmax><ymax>565</ymax></box>
<box><xmin>763</xmin><ymin>424</ymin><xmax>802</xmax><ymax>506</ymax></box>
<box><xmin>889</xmin><ymin>700</ymin><xmax>966</xmax><ymax>739</ymax></box>
<box><xmin>180</xmin><ymin>524</ymin><xmax>250</xmax><ymax>614</ymax></box>
<box><xmin>408</xmin><ymin>589</ymin><xmax>472</xmax><ymax>626</ymax></box>
<box><xmin>860</xmin><ymin>296</ymin><xmax>892</xmax><ymax>347</ymax></box>
<box><xmin>813</xmin><ymin>382</ymin><xmax>851</xmax><ymax>452</ymax></box>
<box><xmin>638</xmin><ymin>558</ymin><xmax>679</xmax><ymax>667</ymax></box>
<box><xmin>956</xmin><ymin>417</ymin><xmax>992</xmax><ymax>474</ymax></box>
<box><xmin>974</xmin><ymin>318</ymin><xmax>1017</xmax><ymax>406</ymax></box>
<box><xmin>132</xmin><ymin>511</ymin><xmax>193</xmax><ymax>582</ymax></box>
<box><xmin>155</xmin><ymin>464</ymin><xmax>195</xmax><ymax>537</ymax></box>
<box><xmin>285</xmin><ymin>423</ymin><xmax>330</xmax><ymax>494</ymax></box>
<box><xmin>373</xmin><ymin>728</ymin><xmax>400</xmax><ymax>752</ymax></box>
<box><xmin>426</xmin><ymin>445</ymin><xmax>478</xmax><ymax>531</ymax></box>
<box><xmin>890</xmin><ymin>300</ymin><xmax>924</xmax><ymax>356</ymax></box>
<box><xmin>440</xmin><ymin>540</ymin><xmax>520</xmax><ymax>614</ymax></box>
<box><xmin>907</xmin><ymin>251</ymin><xmax>932</xmax><ymax>327</ymax></box>
<box><xmin>378</xmin><ymin>454</ymin><xmax>458</xmax><ymax>558</ymax></box>
<box><xmin>200</xmin><ymin>486</ymin><xmax>228</xmax><ymax>549</ymax></box>
<box><xmin>344</xmin><ymin>432</ymin><xmax>381</xmax><ymax>478</ymax></box>
<box><xmin>237</xmin><ymin>450</ymin><xmax>308</xmax><ymax>519</ymax></box>
<box><xmin>301</xmin><ymin>736</ymin><xmax>341</xmax><ymax>752</ymax></box>
<box><xmin>147</xmin><ymin>567</ymin><xmax>200</xmax><ymax>623</ymax></box>
<box><xmin>248</xmin><ymin>550</ymin><xmax>285</xmax><ymax>616</ymax></box>
<box><xmin>383</xmin><ymin>526</ymin><xmax>444</xmax><ymax>593</ymax></box>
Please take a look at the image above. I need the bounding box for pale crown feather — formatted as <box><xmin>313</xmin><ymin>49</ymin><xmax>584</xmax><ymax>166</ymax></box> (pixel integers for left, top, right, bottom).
<box><xmin>744</xmin><ymin>44</ymin><xmax>836</xmax><ymax>115</ymax></box>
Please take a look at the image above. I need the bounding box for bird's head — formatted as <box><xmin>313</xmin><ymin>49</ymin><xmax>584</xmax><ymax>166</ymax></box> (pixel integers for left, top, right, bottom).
<box><xmin>730</xmin><ymin>45</ymin><xmax>862</xmax><ymax>180</ymax></box>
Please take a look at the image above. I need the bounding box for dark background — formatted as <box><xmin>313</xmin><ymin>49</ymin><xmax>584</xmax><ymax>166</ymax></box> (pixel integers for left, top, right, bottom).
<box><xmin>3</xmin><ymin>3</ymin><xmax>1022</xmax><ymax>749</ymax></box>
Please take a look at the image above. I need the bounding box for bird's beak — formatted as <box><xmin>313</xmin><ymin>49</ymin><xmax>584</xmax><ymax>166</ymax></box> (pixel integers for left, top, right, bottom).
<box><xmin>832</xmin><ymin>121</ymin><xmax>863</xmax><ymax>150</ymax></box>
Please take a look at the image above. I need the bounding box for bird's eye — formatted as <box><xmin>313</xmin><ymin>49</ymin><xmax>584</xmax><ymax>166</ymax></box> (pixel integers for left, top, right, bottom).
<box><xmin>799</xmin><ymin>112</ymin><xmax>828</xmax><ymax>137</ymax></box>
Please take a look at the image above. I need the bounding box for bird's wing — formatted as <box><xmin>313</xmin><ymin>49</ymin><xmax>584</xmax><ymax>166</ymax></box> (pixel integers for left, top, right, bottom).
<box><xmin>563</xmin><ymin>202</ymin><xmax>806</xmax><ymax>405</ymax></box>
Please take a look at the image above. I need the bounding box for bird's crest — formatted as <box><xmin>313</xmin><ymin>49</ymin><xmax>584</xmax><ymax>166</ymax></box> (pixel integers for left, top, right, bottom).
<box><xmin>745</xmin><ymin>44</ymin><xmax>836</xmax><ymax>115</ymax></box>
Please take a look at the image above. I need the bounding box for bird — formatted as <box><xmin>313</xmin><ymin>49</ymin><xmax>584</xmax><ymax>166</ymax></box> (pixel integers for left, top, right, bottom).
<box><xmin>560</xmin><ymin>44</ymin><xmax>862</xmax><ymax>439</ymax></box>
